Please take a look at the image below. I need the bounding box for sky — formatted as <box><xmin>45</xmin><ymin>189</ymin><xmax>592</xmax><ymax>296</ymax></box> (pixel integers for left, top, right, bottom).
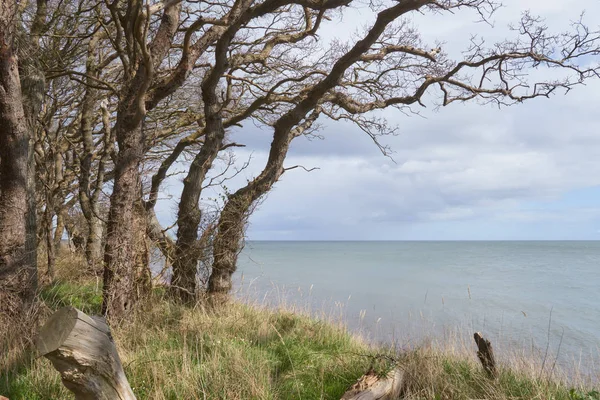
<box><xmin>155</xmin><ymin>0</ymin><xmax>600</xmax><ymax>241</ymax></box>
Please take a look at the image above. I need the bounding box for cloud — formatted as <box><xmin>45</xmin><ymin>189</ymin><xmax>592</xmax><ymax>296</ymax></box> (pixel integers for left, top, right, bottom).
<box><xmin>236</xmin><ymin>76</ymin><xmax>600</xmax><ymax>239</ymax></box>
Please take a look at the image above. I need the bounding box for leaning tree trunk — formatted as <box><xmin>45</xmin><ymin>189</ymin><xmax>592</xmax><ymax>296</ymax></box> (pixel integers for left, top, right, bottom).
<box><xmin>132</xmin><ymin>197</ymin><xmax>152</xmax><ymax>298</ymax></box>
<box><xmin>0</xmin><ymin>5</ymin><xmax>38</xmax><ymax>317</ymax></box>
<box><xmin>172</xmin><ymin>127</ymin><xmax>225</xmax><ymax>303</ymax></box>
<box><xmin>207</xmin><ymin>87</ymin><xmax>321</xmax><ymax>302</ymax></box>
<box><xmin>102</xmin><ymin>115</ymin><xmax>144</xmax><ymax>321</ymax></box>
<box><xmin>36</xmin><ymin>306</ymin><xmax>136</xmax><ymax>399</ymax></box>
<box><xmin>208</xmin><ymin>146</ymin><xmax>288</xmax><ymax>303</ymax></box>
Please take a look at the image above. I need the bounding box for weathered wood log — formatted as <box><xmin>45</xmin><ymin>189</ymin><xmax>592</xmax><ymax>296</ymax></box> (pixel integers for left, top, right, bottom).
<box><xmin>341</xmin><ymin>368</ymin><xmax>405</xmax><ymax>400</ymax></box>
<box><xmin>35</xmin><ymin>306</ymin><xmax>136</xmax><ymax>400</ymax></box>
<box><xmin>474</xmin><ymin>332</ymin><xmax>497</xmax><ymax>378</ymax></box>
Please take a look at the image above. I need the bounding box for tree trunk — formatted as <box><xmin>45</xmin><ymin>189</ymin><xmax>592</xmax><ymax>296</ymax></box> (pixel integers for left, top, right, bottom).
<box><xmin>208</xmin><ymin>127</ymin><xmax>292</xmax><ymax>303</ymax></box>
<box><xmin>133</xmin><ymin>197</ymin><xmax>152</xmax><ymax>298</ymax></box>
<box><xmin>86</xmin><ymin>214</ymin><xmax>104</xmax><ymax>270</ymax></box>
<box><xmin>0</xmin><ymin>5</ymin><xmax>38</xmax><ymax>316</ymax></box>
<box><xmin>44</xmin><ymin>200</ymin><xmax>55</xmax><ymax>281</ymax></box>
<box><xmin>207</xmin><ymin>175</ymin><xmax>280</xmax><ymax>303</ymax></box>
<box><xmin>208</xmin><ymin>190</ymin><xmax>254</xmax><ymax>304</ymax></box>
<box><xmin>21</xmin><ymin>0</ymin><xmax>46</xmax><ymax>289</ymax></box>
<box><xmin>36</xmin><ymin>306</ymin><xmax>136</xmax><ymax>400</ymax></box>
<box><xmin>101</xmin><ymin>2</ymin><xmax>181</xmax><ymax>319</ymax></box>
<box><xmin>54</xmin><ymin>209</ymin><xmax>65</xmax><ymax>250</ymax></box>
<box><xmin>102</xmin><ymin>117</ymin><xmax>144</xmax><ymax>321</ymax></box>
<box><xmin>79</xmin><ymin>32</ymin><xmax>103</xmax><ymax>273</ymax></box>
<box><xmin>172</xmin><ymin>128</ymin><xmax>225</xmax><ymax>303</ymax></box>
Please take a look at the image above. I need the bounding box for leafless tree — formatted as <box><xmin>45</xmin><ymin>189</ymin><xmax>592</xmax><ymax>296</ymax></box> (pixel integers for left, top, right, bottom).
<box><xmin>201</xmin><ymin>0</ymin><xmax>600</xmax><ymax>303</ymax></box>
<box><xmin>125</xmin><ymin>0</ymin><xmax>600</xmax><ymax>306</ymax></box>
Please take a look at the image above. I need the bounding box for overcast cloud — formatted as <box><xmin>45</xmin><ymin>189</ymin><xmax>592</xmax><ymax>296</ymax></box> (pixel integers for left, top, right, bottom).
<box><xmin>155</xmin><ymin>0</ymin><xmax>600</xmax><ymax>240</ymax></box>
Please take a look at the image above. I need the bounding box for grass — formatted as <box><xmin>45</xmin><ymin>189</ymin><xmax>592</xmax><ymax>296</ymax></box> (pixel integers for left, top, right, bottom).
<box><xmin>1</xmin><ymin>253</ymin><xmax>598</xmax><ymax>399</ymax></box>
<box><xmin>2</xmin><ymin>281</ymin><xmax>376</xmax><ymax>399</ymax></box>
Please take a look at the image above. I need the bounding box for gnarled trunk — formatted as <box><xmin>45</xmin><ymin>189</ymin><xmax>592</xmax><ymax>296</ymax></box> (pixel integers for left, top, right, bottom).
<box><xmin>102</xmin><ymin>117</ymin><xmax>144</xmax><ymax>321</ymax></box>
<box><xmin>172</xmin><ymin>127</ymin><xmax>225</xmax><ymax>303</ymax></box>
<box><xmin>208</xmin><ymin>184</ymin><xmax>270</xmax><ymax>304</ymax></box>
<box><xmin>208</xmin><ymin>132</ymin><xmax>290</xmax><ymax>303</ymax></box>
<box><xmin>0</xmin><ymin>6</ymin><xmax>37</xmax><ymax>316</ymax></box>
<box><xmin>78</xmin><ymin>32</ymin><xmax>104</xmax><ymax>273</ymax></box>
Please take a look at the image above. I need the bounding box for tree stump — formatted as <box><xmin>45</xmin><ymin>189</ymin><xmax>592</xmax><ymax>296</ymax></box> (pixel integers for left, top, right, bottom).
<box><xmin>341</xmin><ymin>368</ymin><xmax>405</xmax><ymax>400</ymax></box>
<box><xmin>35</xmin><ymin>306</ymin><xmax>136</xmax><ymax>400</ymax></box>
<box><xmin>473</xmin><ymin>332</ymin><xmax>497</xmax><ymax>378</ymax></box>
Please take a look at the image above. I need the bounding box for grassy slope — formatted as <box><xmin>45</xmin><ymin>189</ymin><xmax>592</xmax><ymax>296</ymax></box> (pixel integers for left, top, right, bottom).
<box><xmin>1</xmin><ymin>270</ymin><xmax>598</xmax><ymax>399</ymax></box>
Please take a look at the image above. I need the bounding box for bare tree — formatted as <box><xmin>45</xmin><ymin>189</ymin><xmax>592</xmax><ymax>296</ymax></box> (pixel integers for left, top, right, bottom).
<box><xmin>134</xmin><ymin>0</ymin><xmax>350</xmax><ymax>303</ymax></box>
<box><xmin>203</xmin><ymin>0</ymin><xmax>600</xmax><ymax>303</ymax></box>
<box><xmin>96</xmin><ymin>0</ymin><xmax>349</xmax><ymax>317</ymax></box>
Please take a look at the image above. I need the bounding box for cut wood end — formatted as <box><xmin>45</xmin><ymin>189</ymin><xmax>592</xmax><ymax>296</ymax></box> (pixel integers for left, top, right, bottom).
<box><xmin>35</xmin><ymin>306</ymin><xmax>80</xmax><ymax>355</ymax></box>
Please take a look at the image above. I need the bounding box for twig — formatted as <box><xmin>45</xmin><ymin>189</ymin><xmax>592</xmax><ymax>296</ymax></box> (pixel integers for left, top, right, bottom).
<box><xmin>283</xmin><ymin>165</ymin><xmax>320</xmax><ymax>173</ymax></box>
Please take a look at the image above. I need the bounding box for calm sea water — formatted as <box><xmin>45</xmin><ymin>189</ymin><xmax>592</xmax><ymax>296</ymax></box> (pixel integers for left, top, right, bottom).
<box><xmin>234</xmin><ymin>241</ymin><xmax>600</xmax><ymax>376</ymax></box>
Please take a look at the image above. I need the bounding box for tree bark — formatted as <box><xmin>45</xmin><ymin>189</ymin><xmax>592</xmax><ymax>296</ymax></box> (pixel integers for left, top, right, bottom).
<box><xmin>78</xmin><ymin>32</ymin><xmax>104</xmax><ymax>273</ymax></box>
<box><xmin>101</xmin><ymin>2</ymin><xmax>181</xmax><ymax>320</ymax></box>
<box><xmin>87</xmin><ymin>215</ymin><xmax>104</xmax><ymax>267</ymax></box>
<box><xmin>0</xmin><ymin>3</ymin><xmax>37</xmax><ymax>316</ymax></box>
<box><xmin>207</xmin><ymin>175</ymin><xmax>279</xmax><ymax>303</ymax></box>
<box><xmin>36</xmin><ymin>306</ymin><xmax>136</xmax><ymax>400</ymax></box>
<box><xmin>473</xmin><ymin>332</ymin><xmax>497</xmax><ymax>378</ymax></box>
<box><xmin>172</xmin><ymin>128</ymin><xmax>225</xmax><ymax>303</ymax></box>
<box><xmin>341</xmin><ymin>368</ymin><xmax>405</xmax><ymax>400</ymax></box>
<box><xmin>208</xmin><ymin>128</ymin><xmax>292</xmax><ymax>303</ymax></box>
<box><xmin>44</xmin><ymin>196</ymin><xmax>56</xmax><ymax>281</ymax></box>
<box><xmin>102</xmin><ymin>117</ymin><xmax>144</xmax><ymax>321</ymax></box>
<box><xmin>22</xmin><ymin>0</ymin><xmax>47</xmax><ymax>288</ymax></box>
<box><xmin>54</xmin><ymin>208</ymin><xmax>65</xmax><ymax>250</ymax></box>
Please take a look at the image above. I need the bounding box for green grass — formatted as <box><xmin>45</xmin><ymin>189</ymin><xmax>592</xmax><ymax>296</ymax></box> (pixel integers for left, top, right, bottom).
<box><xmin>1</xmin><ymin>282</ymin><xmax>377</xmax><ymax>399</ymax></box>
<box><xmin>1</xmin><ymin>279</ymin><xmax>598</xmax><ymax>399</ymax></box>
<box><xmin>39</xmin><ymin>280</ymin><xmax>103</xmax><ymax>314</ymax></box>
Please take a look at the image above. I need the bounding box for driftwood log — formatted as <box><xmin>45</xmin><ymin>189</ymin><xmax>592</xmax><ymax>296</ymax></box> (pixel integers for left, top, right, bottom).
<box><xmin>473</xmin><ymin>332</ymin><xmax>497</xmax><ymax>378</ymax></box>
<box><xmin>35</xmin><ymin>306</ymin><xmax>136</xmax><ymax>400</ymax></box>
<box><xmin>341</xmin><ymin>368</ymin><xmax>405</xmax><ymax>400</ymax></box>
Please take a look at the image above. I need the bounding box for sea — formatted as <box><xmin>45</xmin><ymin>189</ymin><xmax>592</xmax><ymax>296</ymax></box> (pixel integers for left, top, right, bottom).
<box><xmin>233</xmin><ymin>241</ymin><xmax>600</xmax><ymax>379</ymax></box>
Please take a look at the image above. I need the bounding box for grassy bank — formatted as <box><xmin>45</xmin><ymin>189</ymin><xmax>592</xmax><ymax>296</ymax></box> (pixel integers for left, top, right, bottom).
<box><xmin>1</xmin><ymin>256</ymin><xmax>598</xmax><ymax>399</ymax></box>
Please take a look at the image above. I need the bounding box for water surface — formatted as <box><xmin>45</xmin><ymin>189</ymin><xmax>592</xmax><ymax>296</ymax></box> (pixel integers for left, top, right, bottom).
<box><xmin>234</xmin><ymin>241</ymin><xmax>600</xmax><ymax>377</ymax></box>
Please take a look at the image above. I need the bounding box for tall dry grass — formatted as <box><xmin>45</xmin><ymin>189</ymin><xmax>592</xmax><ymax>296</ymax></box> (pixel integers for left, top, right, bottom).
<box><xmin>1</xmin><ymin>250</ymin><xmax>598</xmax><ymax>399</ymax></box>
